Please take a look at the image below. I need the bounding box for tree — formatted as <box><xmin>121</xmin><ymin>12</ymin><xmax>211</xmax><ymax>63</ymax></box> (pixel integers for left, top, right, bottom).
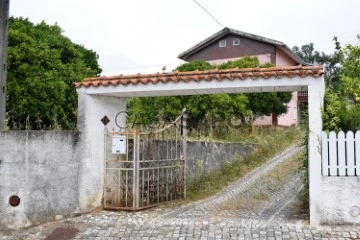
<box><xmin>217</xmin><ymin>57</ymin><xmax>292</xmax><ymax>125</ymax></box>
<box><xmin>294</xmin><ymin>41</ymin><xmax>360</xmax><ymax>132</ymax></box>
<box><xmin>247</xmin><ymin>92</ymin><xmax>292</xmax><ymax>124</ymax></box>
<box><xmin>338</xmin><ymin>42</ymin><xmax>360</xmax><ymax>103</ymax></box>
<box><xmin>127</xmin><ymin>56</ymin><xmax>293</xmax><ymax>134</ymax></box>
<box><xmin>335</xmin><ymin>40</ymin><xmax>360</xmax><ymax>131</ymax></box>
<box><xmin>292</xmin><ymin>43</ymin><xmax>341</xmax><ymax>89</ymax></box>
<box><xmin>6</xmin><ymin>17</ymin><xmax>101</xmax><ymax>130</ymax></box>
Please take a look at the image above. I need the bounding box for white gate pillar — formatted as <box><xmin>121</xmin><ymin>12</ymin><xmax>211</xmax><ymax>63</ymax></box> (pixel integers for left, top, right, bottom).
<box><xmin>76</xmin><ymin>93</ymin><xmax>127</xmax><ymax>212</ymax></box>
<box><xmin>308</xmin><ymin>79</ymin><xmax>325</xmax><ymax>226</ymax></box>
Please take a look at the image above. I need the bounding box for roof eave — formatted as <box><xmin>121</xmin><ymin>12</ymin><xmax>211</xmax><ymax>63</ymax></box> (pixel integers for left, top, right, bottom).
<box><xmin>178</xmin><ymin>27</ymin><xmax>230</xmax><ymax>61</ymax></box>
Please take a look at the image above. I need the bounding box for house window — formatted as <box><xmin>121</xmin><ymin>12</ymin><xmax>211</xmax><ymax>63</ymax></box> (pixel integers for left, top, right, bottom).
<box><xmin>219</xmin><ymin>40</ymin><xmax>226</xmax><ymax>47</ymax></box>
<box><xmin>233</xmin><ymin>38</ymin><xmax>240</xmax><ymax>46</ymax></box>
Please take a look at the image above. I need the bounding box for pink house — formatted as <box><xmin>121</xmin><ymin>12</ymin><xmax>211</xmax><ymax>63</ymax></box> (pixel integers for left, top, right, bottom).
<box><xmin>178</xmin><ymin>27</ymin><xmax>308</xmax><ymax>126</ymax></box>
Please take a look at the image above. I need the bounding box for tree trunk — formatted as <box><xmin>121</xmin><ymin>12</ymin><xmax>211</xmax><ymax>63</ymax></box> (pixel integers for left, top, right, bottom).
<box><xmin>271</xmin><ymin>113</ymin><xmax>278</xmax><ymax>126</ymax></box>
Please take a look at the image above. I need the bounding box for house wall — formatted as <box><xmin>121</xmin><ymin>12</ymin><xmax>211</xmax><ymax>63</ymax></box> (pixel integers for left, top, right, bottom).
<box><xmin>278</xmin><ymin>92</ymin><xmax>297</xmax><ymax>126</ymax></box>
<box><xmin>187</xmin><ymin>34</ymin><xmax>276</xmax><ymax>64</ymax></box>
<box><xmin>275</xmin><ymin>48</ymin><xmax>298</xmax><ymax>66</ymax></box>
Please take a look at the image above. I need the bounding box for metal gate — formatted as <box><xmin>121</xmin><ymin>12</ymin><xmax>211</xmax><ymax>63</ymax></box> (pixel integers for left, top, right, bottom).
<box><xmin>103</xmin><ymin>109</ymin><xmax>187</xmax><ymax>210</ymax></box>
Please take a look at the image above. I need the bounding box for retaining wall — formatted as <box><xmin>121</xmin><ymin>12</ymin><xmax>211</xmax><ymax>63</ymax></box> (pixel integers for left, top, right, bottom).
<box><xmin>186</xmin><ymin>141</ymin><xmax>255</xmax><ymax>180</ymax></box>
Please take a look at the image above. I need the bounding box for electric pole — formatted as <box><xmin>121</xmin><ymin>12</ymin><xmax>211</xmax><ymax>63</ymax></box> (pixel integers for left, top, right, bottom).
<box><xmin>0</xmin><ymin>0</ymin><xmax>9</xmax><ymax>131</ymax></box>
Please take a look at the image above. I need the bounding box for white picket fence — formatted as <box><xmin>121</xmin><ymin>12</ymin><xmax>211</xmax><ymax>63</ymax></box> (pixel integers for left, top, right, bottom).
<box><xmin>322</xmin><ymin>131</ymin><xmax>360</xmax><ymax>176</ymax></box>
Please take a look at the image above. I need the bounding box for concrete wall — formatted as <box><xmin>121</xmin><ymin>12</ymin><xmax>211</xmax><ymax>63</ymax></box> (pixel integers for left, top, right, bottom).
<box><xmin>308</xmin><ymin>80</ymin><xmax>326</xmax><ymax>226</ymax></box>
<box><xmin>0</xmin><ymin>94</ymin><xmax>128</xmax><ymax>230</ymax></box>
<box><xmin>319</xmin><ymin>177</ymin><xmax>360</xmax><ymax>225</ymax></box>
<box><xmin>0</xmin><ymin>129</ymin><xmax>254</xmax><ymax>230</ymax></box>
<box><xmin>186</xmin><ymin>141</ymin><xmax>255</xmax><ymax>180</ymax></box>
<box><xmin>0</xmin><ymin>131</ymin><xmax>81</xmax><ymax>229</ymax></box>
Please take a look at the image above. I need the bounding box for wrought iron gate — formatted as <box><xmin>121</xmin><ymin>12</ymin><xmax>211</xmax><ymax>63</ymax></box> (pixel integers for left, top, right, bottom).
<box><xmin>103</xmin><ymin>109</ymin><xmax>187</xmax><ymax>210</ymax></box>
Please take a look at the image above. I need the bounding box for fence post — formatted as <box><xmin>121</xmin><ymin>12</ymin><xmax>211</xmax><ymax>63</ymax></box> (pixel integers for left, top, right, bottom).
<box><xmin>182</xmin><ymin>108</ymin><xmax>187</xmax><ymax>199</ymax></box>
<box><xmin>346</xmin><ymin>131</ymin><xmax>355</xmax><ymax>176</ymax></box>
<box><xmin>338</xmin><ymin>131</ymin><xmax>346</xmax><ymax>176</ymax></box>
<box><xmin>103</xmin><ymin>127</ymin><xmax>108</xmax><ymax>209</ymax></box>
<box><xmin>0</xmin><ymin>0</ymin><xmax>9</xmax><ymax>131</ymax></box>
<box><xmin>328</xmin><ymin>131</ymin><xmax>337</xmax><ymax>176</ymax></box>
<box><xmin>322</xmin><ymin>131</ymin><xmax>329</xmax><ymax>176</ymax></box>
<box><xmin>355</xmin><ymin>132</ymin><xmax>360</xmax><ymax>176</ymax></box>
<box><xmin>133</xmin><ymin>129</ymin><xmax>140</xmax><ymax>209</ymax></box>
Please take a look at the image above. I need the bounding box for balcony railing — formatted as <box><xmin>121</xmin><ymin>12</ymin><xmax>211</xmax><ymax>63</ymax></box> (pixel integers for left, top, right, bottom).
<box><xmin>298</xmin><ymin>91</ymin><xmax>308</xmax><ymax>96</ymax></box>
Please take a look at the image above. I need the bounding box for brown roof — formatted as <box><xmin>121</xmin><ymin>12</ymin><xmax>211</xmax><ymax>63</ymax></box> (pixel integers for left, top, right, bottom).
<box><xmin>178</xmin><ymin>27</ymin><xmax>307</xmax><ymax>65</ymax></box>
<box><xmin>73</xmin><ymin>65</ymin><xmax>324</xmax><ymax>89</ymax></box>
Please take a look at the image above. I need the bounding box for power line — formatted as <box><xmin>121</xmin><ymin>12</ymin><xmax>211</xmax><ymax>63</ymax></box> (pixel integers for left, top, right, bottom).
<box><xmin>192</xmin><ymin>0</ymin><xmax>224</xmax><ymax>28</ymax></box>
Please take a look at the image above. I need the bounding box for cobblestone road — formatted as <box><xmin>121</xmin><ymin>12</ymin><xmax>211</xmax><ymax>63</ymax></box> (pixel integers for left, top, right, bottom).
<box><xmin>1</xmin><ymin>145</ymin><xmax>360</xmax><ymax>240</ymax></box>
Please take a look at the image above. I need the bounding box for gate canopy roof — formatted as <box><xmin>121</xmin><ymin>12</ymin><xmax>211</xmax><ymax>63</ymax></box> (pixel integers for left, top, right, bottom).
<box><xmin>73</xmin><ymin>65</ymin><xmax>324</xmax><ymax>97</ymax></box>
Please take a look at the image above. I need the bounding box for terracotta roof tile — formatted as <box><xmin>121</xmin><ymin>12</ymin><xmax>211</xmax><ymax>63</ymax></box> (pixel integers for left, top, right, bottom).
<box><xmin>73</xmin><ymin>65</ymin><xmax>324</xmax><ymax>89</ymax></box>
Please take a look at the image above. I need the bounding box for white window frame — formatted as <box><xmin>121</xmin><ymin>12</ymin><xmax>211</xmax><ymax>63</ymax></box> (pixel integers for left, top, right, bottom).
<box><xmin>219</xmin><ymin>40</ymin><xmax>226</xmax><ymax>48</ymax></box>
<box><xmin>233</xmin><ymin>38</ymin><xmax>240</xmax><ymax>46</ymax></box>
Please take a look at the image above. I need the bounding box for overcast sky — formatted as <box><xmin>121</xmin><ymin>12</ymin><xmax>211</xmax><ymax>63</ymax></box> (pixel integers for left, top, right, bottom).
<box><xmin>10</xmin><ymin>0</ymin><xmax>360</xmax><ymax>75</ymax></box>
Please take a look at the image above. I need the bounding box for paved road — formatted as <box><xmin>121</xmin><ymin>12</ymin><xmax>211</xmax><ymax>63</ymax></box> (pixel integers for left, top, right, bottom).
<box><xmin>1</xmin><ymin>145</ymin><xmax>360</xmax><ymax>240</ymax></box>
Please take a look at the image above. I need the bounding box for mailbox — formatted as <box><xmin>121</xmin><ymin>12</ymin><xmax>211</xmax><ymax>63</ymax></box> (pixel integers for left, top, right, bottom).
<box><xmin>112</xmin><ymin>135</ymin><xmax>127</xmax><ymax>154</ymax></box>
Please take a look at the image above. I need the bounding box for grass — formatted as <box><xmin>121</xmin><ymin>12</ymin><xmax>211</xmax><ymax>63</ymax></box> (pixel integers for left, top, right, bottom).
<box><xmin>262</xmin><ymin>151</ymin><xmax>302</xmax><ymax>183</ymax></box>
<box><xmin>186</xmin><ymin>126</ymin><xmax>304</xmax><ymax>201</ymax></box>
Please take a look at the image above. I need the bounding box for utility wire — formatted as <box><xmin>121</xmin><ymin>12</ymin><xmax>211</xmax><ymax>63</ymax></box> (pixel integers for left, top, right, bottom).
<box><xmin>192</xmin><ymin>0</ymin><xmax>224</xmax><ymax>28</ymax></box>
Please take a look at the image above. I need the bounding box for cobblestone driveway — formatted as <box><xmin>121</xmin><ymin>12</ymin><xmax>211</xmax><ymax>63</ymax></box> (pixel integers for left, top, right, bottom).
<box><xmin>1</xmin><ymin>145</ymin><xmax>360</xmax><ymax>240</ymax></box>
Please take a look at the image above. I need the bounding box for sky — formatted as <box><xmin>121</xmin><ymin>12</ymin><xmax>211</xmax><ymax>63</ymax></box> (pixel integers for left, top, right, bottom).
<box><xmin>10</xmin><ymin>0</ymin><xmax>360</xmax><ymax>76</ymax></box>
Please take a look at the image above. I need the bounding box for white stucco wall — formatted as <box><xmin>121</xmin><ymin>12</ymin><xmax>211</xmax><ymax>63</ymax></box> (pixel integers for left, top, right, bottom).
<box><xmin>308</xmin><ymin>81</ymin><xmax>325</xmax><ymax>227</ymax></box>
<box><xmin>0</xmin><ymin>131</ymin><xmax>81</xmax><ymax>229</ymax></box>
<box><xmin>319</xmin><ymin>177</ymin><xmax>360</xmax><ymax>224</ymax></box>
<box><xmin>76</xmin><ymin>94</ymin><xmax>127</xmax><ymax>212</ymax></box>
<box><xmin>0</xmin><ymin>93</ymin><xmax>127</xmax><ymax>230</ymax></box>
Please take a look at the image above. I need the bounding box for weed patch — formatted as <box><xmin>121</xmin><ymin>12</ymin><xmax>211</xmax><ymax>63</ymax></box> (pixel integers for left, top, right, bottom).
<box><xmin>216</xmin><ymin>150</ymin><xmax>303</xmax><ymax>212</ymax></box>
<box><xmin>186</xmin><ymin>126</ymin><xmax>304</xmax><ymax>201</ymax></box>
